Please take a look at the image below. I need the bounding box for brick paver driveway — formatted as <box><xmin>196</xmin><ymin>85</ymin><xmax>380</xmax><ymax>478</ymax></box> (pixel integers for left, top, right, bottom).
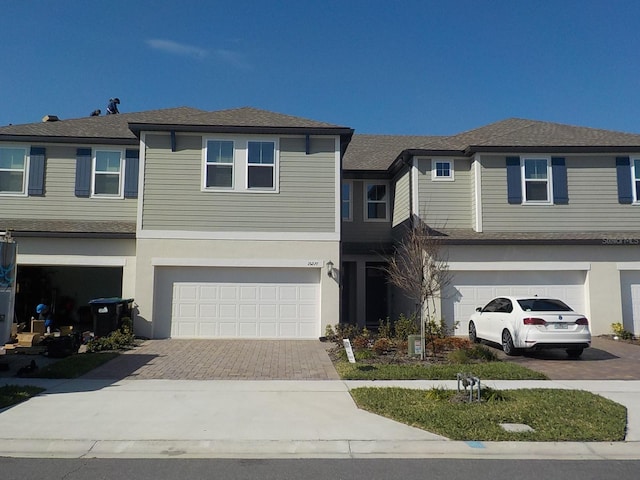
<box><xmin>83</xmin><ymin>339</ymin><xmax>340</xmax><ymax>380</ymax></box>
<box><xmin>494</xmin><ymin>336</ymin><xmax>640</xmax><ymax>380</ymax></box>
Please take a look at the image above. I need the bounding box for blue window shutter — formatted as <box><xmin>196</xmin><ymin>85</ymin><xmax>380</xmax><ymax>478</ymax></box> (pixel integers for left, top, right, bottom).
<box><xmin>28</xmin><ymin>146</ymin><xmax>46</xmax><ymax>195</ymax></box>
<box><xmin>75</xmin><ymin>148</ymin><xmax>92</xmax><ymax>197</ymax></box>
<box><xmin>551</xmin><ymin>157</ymin><xmax>568</xmax><ymax>204</ymax></box>
<box><xmin>616</xmin><ymin>156</ymin><xmax>632</xmax><ymax>204</ymax></box>
<box><xmin>124</xmin><ymin>149</ymin><xmax>139</xmax><ymax>198</ymax></box>
<box><xmin>506</xmin><ymin>156</ymin><xmax>522</xmax><ymax>204</ymax></box>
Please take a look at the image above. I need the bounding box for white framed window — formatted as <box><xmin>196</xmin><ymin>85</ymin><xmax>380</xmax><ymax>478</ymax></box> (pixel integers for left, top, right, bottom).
<box><xmin>203</xmin><ymin>137</ymin><xmax>278</xmax><ymax>193</ymax></box>
<box><xmin>0</xmin><ymin>146</ymin><xmax>28</xmax><ymax>195</ymax></box>
<box><xmin>633</xmin><ymin>159</ymin><xmax>640</xmax><ymax>203</ymax></box>
<box><xmin>522</xmin><ymin>157</ymin><xmax>552</xmax><ymax>204</ymax></box>
<box><xmin>364</xmin><ymin>182</ymin><xmax>388</xmax><ymax>221</ymax></box>
<box><xmin>342</xmin><ymin>181</ymin><xmax>352</xmax><ymax>221</ymax></box>
<box><xmin>432</xmin><ymin>159</ymin><xmax>454</xmax><ymax>181</ymax></box>
<box><xmin>247</xmin><ymin>141</ymin><xmax>275</xmax><ymax>190</ymax></box>
<box><xmin>205</xmin><ymin>140</ymin><xmax>234</xmax><ymax>189</ymax></box>
<box><xmin>93</xmin><ymin>150</ymin><xmax>123</xmax><ymax>197</ymax></box>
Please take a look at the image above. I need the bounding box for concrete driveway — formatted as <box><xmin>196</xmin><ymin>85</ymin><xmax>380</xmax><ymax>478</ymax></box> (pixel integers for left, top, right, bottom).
<box><xmin>493</xmin><ymin>336</ymin><xmax>640</xmax><ymax>380</ymax></box>
<box><xmin>82</xmin><ymin>339</ymin><xmax>340</xmax><ymax>381</ymax></box>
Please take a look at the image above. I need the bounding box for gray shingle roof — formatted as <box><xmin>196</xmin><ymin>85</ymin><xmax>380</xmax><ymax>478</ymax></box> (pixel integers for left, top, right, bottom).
<box><xmin>0</xmin><ymin>106</ymin><xmax>350</xmax><ymax>142</ymax></box>
<box><xmin>430</xmin><ymin>228</ymin><xmax>640</xmax><ymax>245</ymax></box>
<box><xmin>0</xmin><ymin>219</ymin><xmax>136</xmax><ymax>237</ymax></box>
<box><xmin>344</xmin><ymin>118</ymin><xmax>640</xmax><ymax>171</ymax></box>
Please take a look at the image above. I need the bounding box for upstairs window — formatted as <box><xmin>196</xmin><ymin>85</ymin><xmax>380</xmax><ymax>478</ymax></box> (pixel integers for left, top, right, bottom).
<box><xmin>365</xmin><ymin>183</ymin><xmax>388</xmax><ymax>221</ymax></box>
<box><xmin>247</xmin><ymin>141</ymin><xmax>275</xmax><ymax>189</ymax></box>
<box><xmin>0</xmin><ymin>147</ymin><xmax>27</xmax><ymax>194</ymax></box>
<box><xmin>342</xmin><ymin>182</ymin><xmax>352</xmax><ymax>221</ymax></box>
<box><xmin>522</xmin><ymin>158</ymin><xmax>551</xmax><ymax>203</ymax></box>
<box><xmin>93</xmin><ymin>150</ymin><xmax>123</xmax><ymax>197</ymax></box>
<box><xmin>205</xmin><ymin>140</ymin><xmax>234</xmax><ymax>188</ymax></box>
<box><xmin>432</xmin><ymin>159</ymin><xmax>454</xmax><ymax>181</ymax></box>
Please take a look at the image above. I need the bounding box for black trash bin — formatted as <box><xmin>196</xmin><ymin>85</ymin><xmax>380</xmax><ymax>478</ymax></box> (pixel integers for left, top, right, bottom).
<box><xmin>88</xmin><ymin>297</ymin><xmax>134</xmax><ymax>337</ymax></box>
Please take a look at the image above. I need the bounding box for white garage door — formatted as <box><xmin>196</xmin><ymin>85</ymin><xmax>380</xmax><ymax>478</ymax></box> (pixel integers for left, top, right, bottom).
<box><xmin>442</xmin><ymin>271</ymin><xmax>587</xmax><ymax>336</ymax></box>
<box><xmin>162</xmin><ymin>267</ymin><xmax>320</xmax><ymax>339</ymax></box>
<box><xmin>620</xmin><ymin>272</ymin><xmax>640</xmax><ymax>335</ymax></box>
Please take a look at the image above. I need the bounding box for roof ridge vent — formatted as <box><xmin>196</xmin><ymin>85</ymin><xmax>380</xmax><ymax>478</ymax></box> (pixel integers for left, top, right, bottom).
<box><xmin>42</xmin><ymin>115</ymin><xmax>59</xmax><ymax>122</ymax></box>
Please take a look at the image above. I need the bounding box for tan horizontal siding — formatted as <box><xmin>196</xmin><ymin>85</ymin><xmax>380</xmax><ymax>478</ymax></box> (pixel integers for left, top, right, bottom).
<box><xmin>1</xmin><ymin>144</ymin><xmax>137</xmax><ymax>222</ymax></box>
<box><xmin>417</xmin><ymin>158</ymin><xmax>472</xmax><ymax>228</ymax></box>
<box><xmin>342</xmin><ymin>180</ymin><xmax>393</xmax><ymax>243</ymax></box>
<box><xmin>141</xmin><ymin>134</ymin><xmax>337</xmax><ymax>232</ymax></box>
<box><xmin>392</xmin><ymin>169</ymin><xmax>411</xmax><ymax>227</ymax></box>
<box><xmin>481</xmin><ymin>155</ymin><xmax>640</xmax><ymax>231</ymax></box>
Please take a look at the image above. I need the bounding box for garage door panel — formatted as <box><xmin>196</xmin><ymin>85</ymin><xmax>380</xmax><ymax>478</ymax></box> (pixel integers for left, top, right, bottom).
<box><xmin>621</xmin><ymin>272</ymin><xmax>640</xmax><ymax>335</ymax></box>
<box><xmin>444</xmin><ymin>271</ymin><xmax>586</xmax><ymax>336</ymax></box>
<box><xmin>166</xmin><ymin>267</ymin><xmax>320</xmax><ymax>339</ymax></box>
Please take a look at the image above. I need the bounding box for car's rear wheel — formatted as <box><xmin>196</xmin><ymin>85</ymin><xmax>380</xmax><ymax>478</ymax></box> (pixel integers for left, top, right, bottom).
<box><xmin>566</xmin><ymin>348</ymin><xmax>584</xmax><ymax>358</ymax></box>
<box><xmin>469</xmin><ymin>321</ymin><xmax>480</xmax><ymax>343</ymax></box>
<box><xmin>501</xmin><ymin>329</ymin><xmax>517</xmax><ymax>356</ymax></box>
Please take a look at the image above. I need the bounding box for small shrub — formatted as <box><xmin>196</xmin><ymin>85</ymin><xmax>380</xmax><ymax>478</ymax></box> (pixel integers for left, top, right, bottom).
<box><xmin>394</xmin><ymin>313</ymin><xmax>419</xmax><ymax>341</ymax></box>
<box><xmin>372</xmin><ymin>337</ymin><xmax>391</xmax><ymax>355</ymax></box>
<box><xmin>352</xmin><ymin>335</ymin><xmax>370</xmax><ymax>350</ymax></box>
<box><xmin>86</xmin><ymin>322</ymin><xmax>135</xmax><ymax>352</ymax></box>
<box><xmin>482</xmin><ymin>387</ymin><xmax>509</xmax><ymax>402</ymax></box>
<box><xmin>335</xmin><ymin>323</ymin><xmax>359</xmax><ymax>341</ymax></box>
<box><xmin>424</xmin><ymin>386</ymin><xmax>451</xmax><ymax>401</ymax></box>
<box><xmin>325</xmin><ymin>324</ymin><xmax>336</xmax><ymax>341</ymax></box>
<box><xmin>378</xmin><ymin>318</ymin><xmax>393</xmax><ymax>339</ymax></box>
<box><xmin>611</xmin><ymin>322</ymin><xmax>634</xmax><ymax>340</ymax></box>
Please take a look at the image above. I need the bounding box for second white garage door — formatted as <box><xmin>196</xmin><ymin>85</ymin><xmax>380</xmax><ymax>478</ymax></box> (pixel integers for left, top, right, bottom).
<box><xmin>620</xmin><ymin>271</ymin><xmax>640</xmax><ymax>335</ymax></box>
<box><xmin>442</xmin><ymin>270</ymin><xmax>587</xmax><ymax>336</ymax></box>
<box><xmin>165</xmin><ymin>267</ymin><xmax>320</xmax><ymax>339</ymax></box>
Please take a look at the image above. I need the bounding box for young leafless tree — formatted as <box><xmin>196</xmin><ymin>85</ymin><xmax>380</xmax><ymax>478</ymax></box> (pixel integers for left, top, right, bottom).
<box><xmin>383</xmin><ymin>218</ymin><xmax>451</xmax><ymax>359</ymax></box>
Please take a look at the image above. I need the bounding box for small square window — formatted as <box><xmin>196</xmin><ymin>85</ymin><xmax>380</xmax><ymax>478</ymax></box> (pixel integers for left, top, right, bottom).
<box><xmin>432</xmin><ymin>159</ymin><xmax>453</xmax><ymax>181</ymax></box>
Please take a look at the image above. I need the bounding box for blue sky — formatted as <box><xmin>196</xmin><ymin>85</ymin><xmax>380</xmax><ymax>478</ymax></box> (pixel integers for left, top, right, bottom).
<box><xmin>2</xmin><ymin>0</ymin><xmax>639</xmax><ymax>135</ymax></box>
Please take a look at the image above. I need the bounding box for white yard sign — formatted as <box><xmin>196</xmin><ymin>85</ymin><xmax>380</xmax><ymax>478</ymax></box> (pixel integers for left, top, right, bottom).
<box><xmin>343</xmin><ymin>338</ymin><xmax>356</xmax><ymax>363</ymax></box>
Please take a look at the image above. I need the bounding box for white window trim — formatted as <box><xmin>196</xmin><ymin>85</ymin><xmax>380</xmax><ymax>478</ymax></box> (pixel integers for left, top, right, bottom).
<box><xmin>92</xmin><ymin>149</ymin><xmax>125</xmax><ymax>199</ymax></box>
<box><xmin>203</xmin><ymin>139</ymin><xmax>235</xmax><ymax>190</ymax></box>
<box><xmin>363</xmin><ymin>181</ymin><xmax>389</xmax><ymax>222</ymax></box>
<box><xmin>342</xmin><ymin>181</ymin><xmax>353</xmax><ymax>221</ymax></box>
<box><xmin>632</xmin><ymin>158</ymin><xmax>640</xmax><ymax>204</ymax></box>
<box><xmin>521</xmin><ymin>157</ymin><xmax>553</xmax><ymax>205</ymax></box>
<box><xmin>0</xmin><ymin>145</ymin><xmax>29</xmax><ymax>197</ymax></box>
<box><xmin>202</xmin><ymin>135</ymin><xmax>279</xmax><ymax>194</ymax></box>
<box><xmin>431</xmin><ymin>158</ymin><xmax>454</xmax><ymax>181</ymax></box>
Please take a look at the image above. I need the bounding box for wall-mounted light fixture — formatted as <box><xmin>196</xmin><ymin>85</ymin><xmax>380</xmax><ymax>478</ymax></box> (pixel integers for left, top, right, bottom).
<box><xmin>326</xmin><ymin>260</ymin><xmax>334</xmax><ymax>277</ymax></box>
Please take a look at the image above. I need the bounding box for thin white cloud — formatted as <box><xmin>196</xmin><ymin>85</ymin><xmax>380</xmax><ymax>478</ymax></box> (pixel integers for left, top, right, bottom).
<box><xmin>146</xmin><ymin>39</ymin><xmax>251</xmax><ymax>70</ymax></box>
<box><xmin>146</xmin><ymin>39</ymin><xmax>208</xmax><ymax>59</ymax></box>
<box><xmin>214</xmin><ymin>48</ymin><xmax>251</xmax><ymax>70</ymax></box>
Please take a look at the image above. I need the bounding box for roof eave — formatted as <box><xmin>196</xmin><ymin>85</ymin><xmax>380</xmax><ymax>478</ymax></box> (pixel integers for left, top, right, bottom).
<box><xmin>0</xmin><ymin>135</ymin><xmax>138</xmax><ymax>145</ymax></box>
<box><xmin>465</xmin><ymin>145</ymin><xmax>640</xmax><ymax>154</ymax></box>
<box><xmin>128</xmin><ymin>122</ymin><xmax>354</xmax><ymax>137</ymax></box>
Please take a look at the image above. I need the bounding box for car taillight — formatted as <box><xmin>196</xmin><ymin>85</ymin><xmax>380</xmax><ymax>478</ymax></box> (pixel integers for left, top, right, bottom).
<box><xmin>523</xmin><ymin>317</ymin><xmax>547</xmax><ymax>325</ymax></box>
<box><xmin>575</xmin><ymin>317</ymin><xmax>589</xmax><ymax>325</ymax></box>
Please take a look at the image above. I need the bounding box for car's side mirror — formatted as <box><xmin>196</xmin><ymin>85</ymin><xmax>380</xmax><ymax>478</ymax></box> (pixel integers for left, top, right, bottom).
<box><xmin>476</xmin><ymin>307</ymin><xmax>482</xmax><ymax>312</ymax></box>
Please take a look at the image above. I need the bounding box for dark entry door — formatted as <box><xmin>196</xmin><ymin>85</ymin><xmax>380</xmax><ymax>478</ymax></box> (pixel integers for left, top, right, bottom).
<box><xmin>365</xmin><ymin>262</ymin><xmax>388</xmax><ymax>328</ymax></box>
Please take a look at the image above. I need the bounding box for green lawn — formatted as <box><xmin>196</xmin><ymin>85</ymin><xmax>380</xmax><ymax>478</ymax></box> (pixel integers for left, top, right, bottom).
<box><xmin>0</xmin><ymin>385</ymin><xmax>45</xmax><ymax>409</ymax></box>
<box><xmin>350</xmin><ymin>387</ymin><xmax>627</xmax><ymax>441</ymax></box>
<box><xmin>26</xmin><ymin>352</ymin><xmax>119</xmax><ymax>379</ymax></box>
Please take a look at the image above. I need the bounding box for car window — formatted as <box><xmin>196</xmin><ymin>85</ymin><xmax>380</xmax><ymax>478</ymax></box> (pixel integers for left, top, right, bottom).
<box><xmin>499</xmin><ymin>299</ymin><xmax>513</xmax><ymax>313</ymax></box>
<box><xmin>482</xmin><ymin>299</ymin><xmax>501</xmax><ymax>312</ymax></box>
<box><xmin>517</xmin><ymin>298</ymin><xmax>573</xmax><ymax>312</ymax></box>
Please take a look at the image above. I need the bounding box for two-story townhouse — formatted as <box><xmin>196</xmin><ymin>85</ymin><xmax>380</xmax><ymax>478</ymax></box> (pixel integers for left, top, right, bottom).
<box><xmin>0</xmin><ymin>107</ymin><xmax>353</xmax><ymax>343</ymax></box>
<box><xmin>343</xmin><ymin>119</ymin><xmax>640</xmax><ymax>337</ymax></box>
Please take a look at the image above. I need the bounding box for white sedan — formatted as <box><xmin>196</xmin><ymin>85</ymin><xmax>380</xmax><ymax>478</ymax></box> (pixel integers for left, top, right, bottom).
<box><xmin>468</xmin><ymin>296</ymin><xmax>591</xmax><ymax>358</ymax></box>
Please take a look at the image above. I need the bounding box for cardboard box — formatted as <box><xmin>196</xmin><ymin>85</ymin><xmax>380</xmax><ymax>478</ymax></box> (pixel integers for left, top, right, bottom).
<box><xmin>31</xmin><ymin>319</ymin><xmax>46</xmax><ymax>334</ymax></box>
<box><xmin>16</xmin><ymin>333</ymin><xmax>41</xmax><ymax>347</ymax></box>
<box><xmin>59</xmin><ymin>325</ymin><xmax>74</xmax><ymax>336</ymax></box>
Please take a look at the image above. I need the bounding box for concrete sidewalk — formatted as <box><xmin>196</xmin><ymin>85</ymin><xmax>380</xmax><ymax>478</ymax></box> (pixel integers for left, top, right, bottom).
<box><xmin>1</xmin><ymin>378</ymin><xmax>639</xmax><ymax>459</ymax></box>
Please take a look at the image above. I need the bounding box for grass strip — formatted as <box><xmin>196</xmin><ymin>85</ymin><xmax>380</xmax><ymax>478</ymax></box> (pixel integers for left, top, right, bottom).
<box><xmin>350</xmin><ymin>387</ymin><xmax>627</xmax><ymax>441</ymax></box>
<box><xmin>27</xmin><ymin>352</ymin><xmax>119</xmax><ymax>379</ymax></box>
<box><xmin>335</xmin><ymin>360</ymin><xmax>548</xmax><ymax>380</ymax></box>
<box><xmin>0</xmin><ymin>385</ymin><xmax>45</xmax><ymax>409</ymax></box>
